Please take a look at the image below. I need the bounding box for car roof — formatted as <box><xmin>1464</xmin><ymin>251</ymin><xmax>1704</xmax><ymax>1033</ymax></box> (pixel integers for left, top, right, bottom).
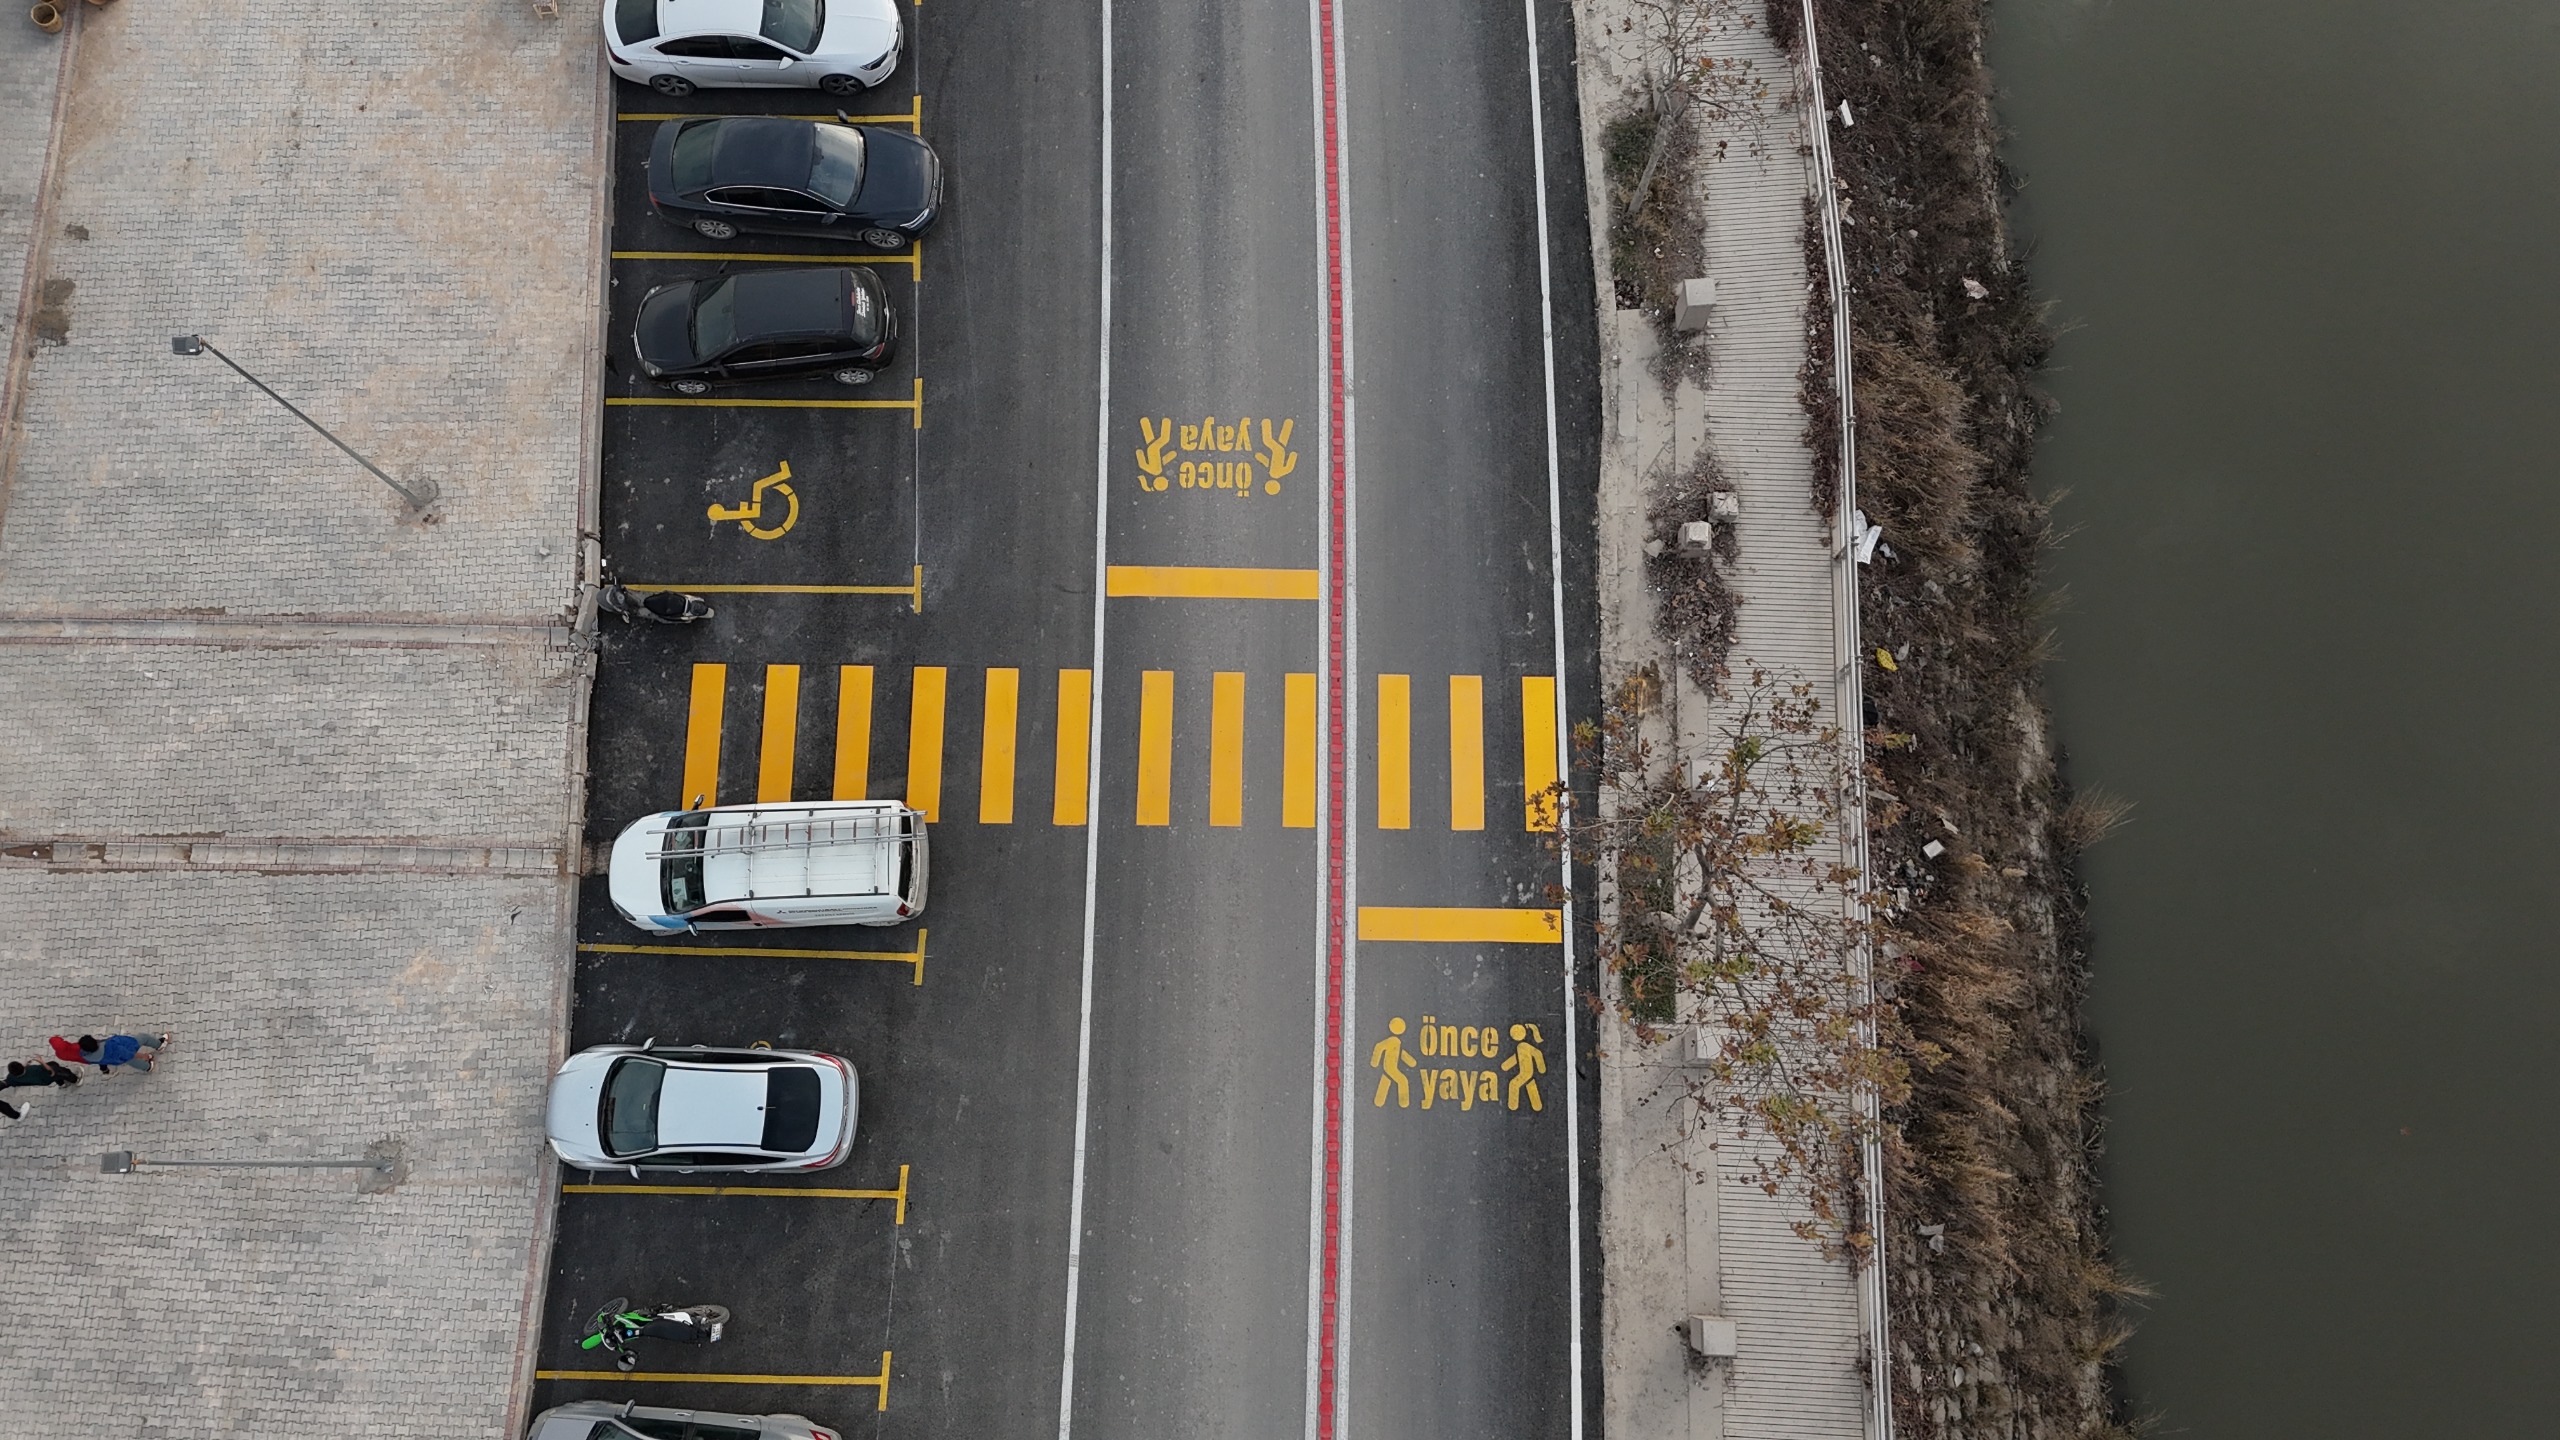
<box><xmin>658</xmin><ymin>0</ymin><xmax>765</xmax><ymax>41</ymax></box>
<box><xmin>706</xmin><ymin>117</ymin><xmax>817</xmax><ymax>191</ymax></box>
<box><xmin>656</xmin><ymin>1064</ymin><xmax>777</xmax><ymax>1149</ymax></box>
<box><xmin>725</xmin><ymin>268</ymin><xmax>851</xmax><ymax>341</ymax></box>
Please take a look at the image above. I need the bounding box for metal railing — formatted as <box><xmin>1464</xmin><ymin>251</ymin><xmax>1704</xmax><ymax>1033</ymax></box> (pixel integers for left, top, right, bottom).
<box><xmin>1793</xmin><ymin>2</ymin><xmax>1895</xmax><ymax>1437</ymax></box>
<box><xmin>645</xmin><ymin>811</ymin><xmax>919</xmax><ymax>862</ymax></box>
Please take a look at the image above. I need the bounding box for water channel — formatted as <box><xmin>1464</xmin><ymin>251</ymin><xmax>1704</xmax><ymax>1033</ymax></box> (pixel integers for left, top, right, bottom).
<box><xmin>1987</xmin><ymin>1</ymin><xmax>2560</xmax><ymax>1433</ymax></box>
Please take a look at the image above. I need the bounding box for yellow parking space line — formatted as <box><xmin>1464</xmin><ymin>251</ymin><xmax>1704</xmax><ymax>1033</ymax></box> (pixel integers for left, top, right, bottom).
<box><xmin>539</xmin><ymin>1351</ymin><xmax>892</xmax><ymax>1409</ymax></box>
<box><xmin>906</xmin><ymin>666</ymin><xmax>946</xmax><ymax>821</ymax></box>
<box><xmin>611</xmin><ymin>249</ymin><xmax>920</xmax><ymax>273</ymax></box>
<box><xmin>609</xmin><ymin>378</ymin><xmax>922</xmax><ymax>427</ymax></box>
<box><xmin>1448</xmin><ymin>675</ymin><xmax>1486</xmax><ymax>831</ymax></box>
<box><xmin>1521</xmin><ymin>674</ymin><xmax>1560</xmax><ymax>832</ymax></box>
<box><xmin>580</xmin><ymin>931</ymin><xmax>927</xmax><ymax>986</ymax></box>
<box><xmin>980</xmin><ymin>668</ymin><xmax>1019</xmax><ymax>825</ymax></box>
<box><xmin>624</xmin><ymin>566</ymin><xmax>924</xmax><ymax>611</ymax></box>
<box><xmin>1208</xmin><ymin>672</ymin><xmax>1247</xmax><ymax>826</ymax></box>
<box><xmin>834</xmin><ymin>665</ymin><xmax>874</xmax><ymax>800</ymax></box>
<box><xmin>1283</xmin><ymin>672</ymin><xmax>1317</xmax><ymax>829</ymax></box>
<box><xmin>1135</xmin><ymin>670</ymin><xmax>1174</xmax><ymax>826</ymax></box>
<box><xmin>1376</xmin><ymin>674</ymin><xmax>1411</xmax><ymax>830</ymax></box>
<box><xmin>1053</xmin><ymin>668</ymin><xmax>1093</xmax><ymax>826</ymax></box>
<box><xmin>758</xmin><ymin>664</ymin><xmax>801</xmax><ymax>803</ymax></box>
<box><xmin>618</xmin><ymin>93</ymin><xmax>922</xmax><ymax>128</ymax></box>
<box><xmin>1103</xmin><ymin>565</ymin><xmax>1320</xmax><ymax>600</ymax></box>
<box><xmin>682</xmin><ymin>664</ymin><xmax>726</xmax><ymax>808</ymax></box>
<box><xmin>564</xmin><ymin>1163</ymin><xmax>911</xmax><ymax>1224</ymax></box>
<box><xmin>1356</xmin><ymin>906</ymin><xmax>1564</xmax><ymax>944</ymax></box>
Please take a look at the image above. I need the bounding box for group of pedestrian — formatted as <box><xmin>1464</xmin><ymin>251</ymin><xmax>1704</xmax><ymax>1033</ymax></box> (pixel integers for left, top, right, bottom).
<box><xmin>0</xmin><ymin>1031</ymin><xmax>169</xmax><ymax>1121</ymax></box>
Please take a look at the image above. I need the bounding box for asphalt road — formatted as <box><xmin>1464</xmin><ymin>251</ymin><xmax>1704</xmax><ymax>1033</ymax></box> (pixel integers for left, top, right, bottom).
<box><xmin>533</xmin><ymin>0</ymin><xmax>1601</xmax><ymax>1433</ymax></box>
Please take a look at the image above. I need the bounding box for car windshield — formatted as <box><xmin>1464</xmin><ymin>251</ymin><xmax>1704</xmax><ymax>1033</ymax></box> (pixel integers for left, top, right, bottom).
<box><xmin>762</xmin><ymin>1067</ymin><xmax>822</xmax><ymax>1153</ymax></box>
<box><xmin>614</xmin><ymin>0</ymin><xmax>660</xmax><ymax>41</ymax></box>
<box><xmin>760</xmin><ymin>0</ymin><xmax>823</xmax><ymax>53</ymax></box>
<box><xmin>669</xmin><ymin>120</ymin><xmax>720</xmax><ymax>191</ymax></box>
<box><xmin>600</xmin><ymin>1057</ymin><xmax>667</xmax><ymax>1158</ymax></box>
<box><xmin>661</xmin><ymin>811</ymin><xmax>709</xmax><ymax>913</ymax></box>
<box><xmin>688</xmin><ymin>281</ymin><xmax>738</xmax><ymax>363</ymax></box>
<box><xmin>808</xmin><ymin>125</ymin><xmax>865</xmax><ymax>209</ymax></box>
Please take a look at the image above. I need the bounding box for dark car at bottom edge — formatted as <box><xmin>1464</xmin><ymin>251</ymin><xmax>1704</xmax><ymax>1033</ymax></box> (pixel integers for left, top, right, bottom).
<box><xmin>634</xmin><ymin>266</ymin><xmax>894</xmax><ymax>394</ymax></box>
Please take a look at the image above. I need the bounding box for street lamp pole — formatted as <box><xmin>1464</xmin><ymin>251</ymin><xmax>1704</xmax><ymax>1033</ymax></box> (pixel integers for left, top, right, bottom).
<box><xmin>171</xmin><ymin>334</ymin><xmax>438</xmax><ymax>512</ymax></box>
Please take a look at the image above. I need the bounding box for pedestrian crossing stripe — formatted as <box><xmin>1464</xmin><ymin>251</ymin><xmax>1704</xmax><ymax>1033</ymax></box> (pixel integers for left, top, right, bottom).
<box><xmin>676</xmin><ymin>664</ymin><xmax>1563</xmax><ymax>831</ymax></box>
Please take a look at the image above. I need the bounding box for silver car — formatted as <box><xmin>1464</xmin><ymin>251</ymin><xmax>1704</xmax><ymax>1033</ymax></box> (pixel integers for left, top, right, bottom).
<box><xmin>528</xmin><ymin>1399</ymin><xmax>841</xmax><ymax>1440</ymax></box>
<box><xmin>546</xmin><ymin>1043</ymin><xmax>859</xmax><ymax>1175</ymax></box>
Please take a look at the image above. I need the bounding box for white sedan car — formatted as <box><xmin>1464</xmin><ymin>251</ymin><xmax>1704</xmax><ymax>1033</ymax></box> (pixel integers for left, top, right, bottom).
<box><xmin>546</xmin><ymin>1043</ymin><xmax>858</xmax><ymax>1175</ymax></box>
<box><xmin>606</xmin><ymin>0</ymin><xmax>902</xmax><ymax>98</ymax></box>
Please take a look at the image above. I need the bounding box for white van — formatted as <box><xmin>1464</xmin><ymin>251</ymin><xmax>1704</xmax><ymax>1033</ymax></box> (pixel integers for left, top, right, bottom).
<box><xmin>608</xmin><ymin>799</ymin><xmax>927</xmax><ymax>933</ymax></box>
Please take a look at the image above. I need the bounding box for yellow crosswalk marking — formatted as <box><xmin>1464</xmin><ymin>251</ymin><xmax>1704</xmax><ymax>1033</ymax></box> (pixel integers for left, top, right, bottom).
<box><xmin>758</xmin><ymin>664</ymin><xmax>801</xmax><ymax>803</ymax></box>
<box><xmin>980</xmin><ymin>668</ymin><xmax>1019</xmax><ymax>824</ymax></box>
<box><xmin>1209</xmin><ymin>672</ymin><xmax>1246</xmax><ymax>826</ymax></box>
<box><xmin>1521</xmin><ymin>674</ymin><xmax>1559</xmax><ymax>832</ymax></box>
<box><xmin>1054</xmin><ymin>668</ymin><xmax>1093</xmax><ymax>826</ymax></box>
<box><xmin>907</xmin><ymin>667</ymin><xmax>946</xmax><ymax>820</ymax></box>
<box><xmin>1449</xmin><ymin>675</ymin><xmax>1485</xmax><ymax>831</ymax></box>
<box><xmin>1358</xmin><ymin>906</ymin><xmax>1562</xmax><ymax>944</ymax></box>
<box><xmin>1283</xmin><ymin>672</ymin><xmax>1316</xmax><ymax>829</ymax></box>
<box><xmin>834</xmin><ymin>665</ymin><xmax>873</xmax><ymax>800</ymax></box>
<box><xmin>1377</xmin><ymin>674</ymin><xmax>1411</xmax><ymax>830</ymax></box>
<box><xmin>683</xmin><ymin>664</ymin><xmax>726</xmax><ymax>808</ymax></box>
<box><xmin>1106</xmin><ymin>565</ymin><xmax>1320</xmax><ymax>600</ymax></box>
<box><xmin>1136</xmin><ymin>670</ymin><xmax>1175</xmax><ymax>826</ymax></box>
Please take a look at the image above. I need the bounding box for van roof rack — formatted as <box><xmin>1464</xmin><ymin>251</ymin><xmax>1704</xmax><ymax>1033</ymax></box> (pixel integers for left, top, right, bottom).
<box><xmin>644</xmin><ymin>810</ymin><xmax>918</xmax><ymax>861</ymax></box>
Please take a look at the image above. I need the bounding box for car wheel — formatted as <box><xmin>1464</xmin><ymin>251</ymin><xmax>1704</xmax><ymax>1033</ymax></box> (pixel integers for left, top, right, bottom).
<box><xmin>832</xmin><ymin>367</ymin><xmax>876</xmax><ymax>387</ymax></box>
<box><xmin>819</xmin><ymin>73</ymin><xmax>867</xmax><ymax>96</ymax></box>
<box><xmin>859</xmin><ymin>227</ymin><xmax>908</xmax><ymax>252</ymax></box>
<box><xmin>650</xmin><ymin>73</ymin><xmax>696</xmax><ymax>97</ymax></box>
<box><xmin>672</xmin><ymin>379</ymin><xmax>712</xmax><ymax>396</ymax></box>
<box><xmin>693</xmin><ymin>217</ymin><xmax>739</xmax><ymax>241</ymax></box>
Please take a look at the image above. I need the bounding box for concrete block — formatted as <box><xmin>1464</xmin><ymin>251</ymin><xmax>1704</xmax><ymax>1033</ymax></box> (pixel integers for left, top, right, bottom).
<box><xmin>1684</xmin><ymin>1313</ymin><xmax>1739</xmax><ymax>1359</ymax></box>
<box><xmin>1674</xmin><ymin>276</ymin><xmax>1718</xmax><ymax>330</ymax></box>
<box><xmin>1677</xmin><ymin>520</ymin><xmax>1714</xmax><ymax>557</ymax></box>
<box><xmin>1708</xmin><ymin>490</ymin><xmax>1741</xmax><ymax>523</ymax></box>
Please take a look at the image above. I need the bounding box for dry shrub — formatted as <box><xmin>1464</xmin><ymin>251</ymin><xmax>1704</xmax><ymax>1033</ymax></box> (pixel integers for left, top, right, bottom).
<box><xmin>1646</xmin><ymin>449</ymin><xmax>1743</xmax><ymax>688</ymax></box>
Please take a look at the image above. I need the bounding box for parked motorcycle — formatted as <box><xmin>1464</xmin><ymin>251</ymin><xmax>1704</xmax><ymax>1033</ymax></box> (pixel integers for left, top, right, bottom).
<box><xmin>580</xmin><ymin>1298</ymin><xmax>731</xmax><ymax>1372</ymax></box>
<box><xmin>598</xmin><ymin>582</ymin><xmax>713</xmax><ymax>625</ymax></box>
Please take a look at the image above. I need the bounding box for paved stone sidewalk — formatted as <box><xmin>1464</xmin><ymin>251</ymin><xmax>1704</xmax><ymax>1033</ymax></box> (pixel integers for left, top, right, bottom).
<box><xmin>0</xmin><ymin>0</ymin><xmax>608</xmax><ymax>1434</ymax></box>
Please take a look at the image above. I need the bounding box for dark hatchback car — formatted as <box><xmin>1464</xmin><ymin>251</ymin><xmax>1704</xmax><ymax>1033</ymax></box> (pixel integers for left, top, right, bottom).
<box><xmin>647</xmin><ymin>115</ymin><xmax>942</xmax><ymax>250</ymax></box>
<box><xmin>634</xmin><ymin>266</ymin><xmax>895</xmax><ymax>393</ymax></box>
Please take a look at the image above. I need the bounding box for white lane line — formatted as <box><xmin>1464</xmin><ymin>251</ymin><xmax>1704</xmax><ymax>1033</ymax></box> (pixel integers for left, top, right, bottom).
<box><xmin>1056</xmin><ymin>0</ymin><xmax>1115</xmax><ymax>1432</ymax></box>
<box><xmin>1301</xmin><ymin>0</ymin><xmax>1335</xmax><ymax>1434</ymax></box>
<box><xmin>1330</xmin><ymin>0</ymin><xmax>1364</xmax><ymax>1431</ymax></box>
<box><xmin>1519</xmin><ymin>0</ymin><xmax>1586</xmax><ymax>1433</ymax></box>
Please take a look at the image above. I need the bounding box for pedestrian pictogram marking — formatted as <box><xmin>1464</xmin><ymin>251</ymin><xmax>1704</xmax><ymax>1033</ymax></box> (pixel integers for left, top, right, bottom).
<box><xmin>980</xmin><ymin>668</ymin><xmax>1020</xmax><ymax>825</ymax></box>
<box><xmin>1053</xmin><ymin>668</ymin><xmax>1093</xmax><ymax>826</ymax></box>
<box><xmin>833</xmin><ymin>665</ymin><xmax>874</xmax><ymax>800</ymax></box>
<box><xmin>1366</xmin><ymin>1017</ymin><xmax>1548</xmax><ymax>1112</ymax></box>
<box><xmin>1356</xmin><ymin>906</ymin><xmax>1562</xmax><ymax>944</ymax></box>
<box><xmin>1376</xmin><ymin>674</ymin><xmax>1412</xmax><ymax>830</ymax></box>
<box><xmin>1135</xmin><ymin>670</ymin><xmax>1174</xmax><ymax>826</ymax></box>
<box><xmin>906</xmin><ymin>667</ymin><xmax>946</xmax><ymax>821</ymax></box>
<box><xmin>758</xmin><ymin>665</ymin><xmax>800</xmax><ymax>803</ymax></box>
<box><xmin>682</xmin><ymin>664</ymin><xmax>726</xmax><ymax>808</ymax></box>
<box><xmin>1448</xmin><ymin>675</ymin><xmax>1486</xmax><ymax>831</ymax></box>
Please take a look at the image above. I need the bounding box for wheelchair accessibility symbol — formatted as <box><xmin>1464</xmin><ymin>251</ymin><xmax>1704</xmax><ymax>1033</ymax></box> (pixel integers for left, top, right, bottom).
<box><xmin>708</xmin><ymin>463</ymin><xmax>799</xmax><ymax>541</ymax></box>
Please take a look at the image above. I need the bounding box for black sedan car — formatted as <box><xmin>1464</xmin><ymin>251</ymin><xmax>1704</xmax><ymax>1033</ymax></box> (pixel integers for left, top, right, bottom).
<box><xmin>634</xmin><ymin>266</ymin><xmax>896</xmax><ymax>394</ymax></box>
<box><xmin>647</xmin><ymin>115</ymin><xmax>942</xmax><ymax>250</ymax></box>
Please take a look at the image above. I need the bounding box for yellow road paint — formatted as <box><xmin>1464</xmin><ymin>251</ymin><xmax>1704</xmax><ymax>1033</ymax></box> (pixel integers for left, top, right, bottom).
<box><xmin>1130</xmin><ymin>414</ymin><xmax>1300</xmax><ymax>497</ymax></box>
<box><xmin>708</xmin><ymin>462</ymin><xmax>799</xmax><ymax>540</ymax></box>
<box><xmin>1053</xmin><ymin>668</ymin><xmax>1093</xmax><ymax>826</ymax></box>
<box><xmin>834</xmin><ymin>665</ymin><xmax>874</xmax><ymax>800</ymax></box>
<box><xmin>1209</xmin><ymin>671</ymin><xmax>1246</xmax><ymax>827</ymax></box>
<box><xmin>619</xmin><ymin>93</ymin><xmax>922</xmax><ymax>127</ymax></box>
<box><xmin>1104</xmin><ymin>565</ymin><xmax>1319</xmax><ymax>600</ymax></box>
<box><xmin>980</xmin><ymin>668</ymin><xmax>1020</xmax><ymax>825</ymax></box>
<box><xmin>1521</xmin><ymin>675</ymin><xmax>1560</xmax><ymax>832</ymax></box>
<box><xmin>1448</xmin><ymin>675</ymin><xmax>1485</xmax><ymax>831</ymax></box>
<box><xmin>564</xmin><ymin>1163</ymin><xmax>912</xmax><ymax>1224</ymax></box>
<box><xmin>682</xmin><ymin>664</ymin><xmax>726</xmax><ymax>807</ymax></box>
<box><xmin>1376</xmin><ymin>674</ymin><xmax>1411</xmax><ymax>830</ymax></box>
<box><xmin>1357</xmin><ymin>906</ymin><xmax>1563</xmax><ymax>944</ymax></box>
<box><xmin>538</xmin><ymin>1351</ymin><xmax>892</xmax><ymax>1409</ymax></box>
<box><xmin>1283</xmin><ymin>672</ymin><xmax>1317</xmax><ymax>829</ymax></box>
<box><xmin>907</xmin><ymin>667</ymin><xmax>947</xmax><ymax>821</ymax></box>
<box><xmin>758</xmin><ymin>665</ymin><xmax>801</xmax><ymax>803</ymax></box>
<box><xmin>622</xmin><ymin>564</ymin><xmax>923</xmax><ymax>612</ymax></box>
<box><xmin>1135</xmin><ymin>670</ymin><xmax>1174</xmax><ymax>826</ymax></box>
<box><xmin>610</xmin><ymin>377</ymin><xmax>923</xmax><ymax>427</ymax></box>
<box><xmin>582</xmin><ymin>931</ymin><xmax>927</xmax><ymax>985</ymax></box>
<box><xmin>612</xmin><ymin>249</ymin><xmax>920</xmax><ymax>273</ymax></box>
